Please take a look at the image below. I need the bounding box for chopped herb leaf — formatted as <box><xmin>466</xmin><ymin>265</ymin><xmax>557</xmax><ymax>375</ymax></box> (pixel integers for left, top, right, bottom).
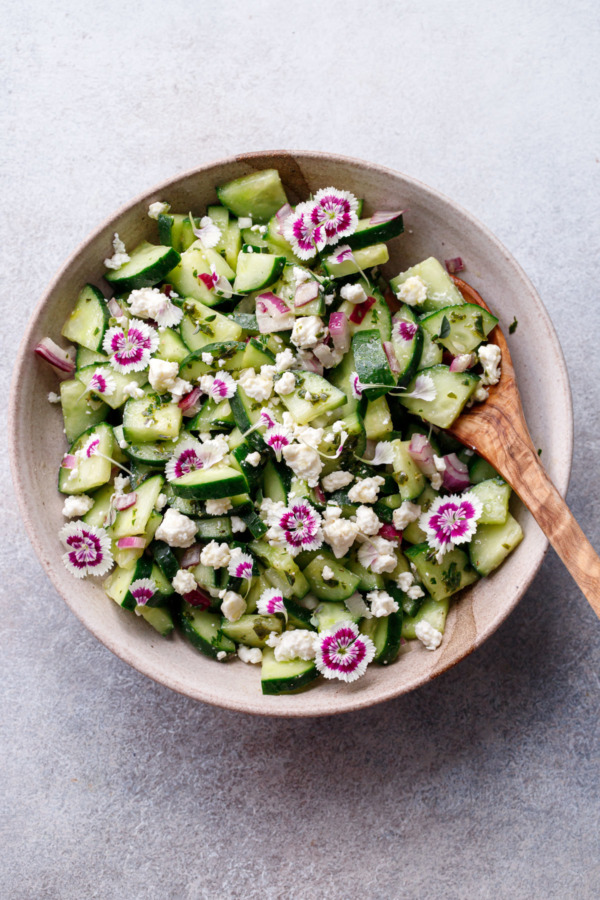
<box><xmin>509</xmin><ymin>317</ymin><xmax>518</xmax><ymax>334</ymax></box>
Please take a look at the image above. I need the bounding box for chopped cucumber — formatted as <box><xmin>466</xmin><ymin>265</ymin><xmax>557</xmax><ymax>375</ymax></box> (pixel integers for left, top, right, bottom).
<box><xmin>61</xmin><ymin>284</ymin><xmax>109</xmax><ymax>352</ymax></box>
<box><xmin>216</xmin><ymin>169</ymin><xmax>288</xmax><ymax>223</ymax></box>
<box><xmin>420</xmin><ymin>303</ymin><xmax>498</xmax><ymax>356</ymax></box>
<box><xmin>261</xmin><ymin>648</ymin><xmax>318</xmax><ymax>695</ymax></box>
<box><xmin>398</xmin><ymin>365</ymin><xmax>480</xmax><ymax>429</ymax></box>
<box><xmin>469</xmin><ymin>513</ymin><xmax>524</xmax><ymax>576</ymax></box>
<box><xmin>104</xmin><ymin>241</ymin><xmax>180</xmax><ymax>292</ymax></box>
<box><xmin>390</xmin><ymin>256</ymin><xmax>464</xmax><ymax>312</ymax></box>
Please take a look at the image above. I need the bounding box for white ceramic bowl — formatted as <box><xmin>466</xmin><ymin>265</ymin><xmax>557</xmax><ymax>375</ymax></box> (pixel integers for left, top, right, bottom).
<box><xmin>9</xmin><ymin>151</ymin><xmax>573</xmax><ymax>716</ymax></box>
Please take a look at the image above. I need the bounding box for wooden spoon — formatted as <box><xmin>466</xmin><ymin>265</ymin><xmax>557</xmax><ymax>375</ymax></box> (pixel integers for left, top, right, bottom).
<box><xmin>448</xmin><ymin>276</ymin><xmax>600</xmax><ymax>616</ymax></box>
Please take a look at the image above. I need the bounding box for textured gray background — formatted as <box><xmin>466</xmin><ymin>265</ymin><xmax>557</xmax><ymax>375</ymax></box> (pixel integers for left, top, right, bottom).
<box><xmin>2</xmin><ymin>1</ymin><xmax>600</xmax><ymax>898</ymax></box>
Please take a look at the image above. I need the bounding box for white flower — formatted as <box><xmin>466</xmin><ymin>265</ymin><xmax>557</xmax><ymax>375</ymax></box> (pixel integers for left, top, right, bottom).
<box><xmin>148</xmin><ymin>200</ymin><xmax>170</xmax><ymax>219</ymax></box>
<box><xmin>62</xmin><ymin>494</ymin><xmax>94</xmax><ymax>518</ymax></box>
<box><xmin>347</xmin><ymin>476</ymin><xmax>385</xmax><ymax>505</ymax></box>
<box><xmin>193</xmin><ymin>215</ymin><xmax>222</xmax><ymax>249</ymax></box>
<box><xmin>273</xmin><ymin>630</ymin><xmax>319</xmax><ymax>662</ymax></box>
<box><xmin>275</xmin><ymin>348</ymin><xmax>296</xmax><ymax>372</ymax></box>
<box><xmin>392</xmin><ymin>501</ymin><xmax>422</xmax><ymax>531</ymax></box>
<box><xmin>396</xmin><ymin>275</ymin><xmax>427</xmax><ymax>306</ymax></box>
<box><xmin>370</xmin><ymin>442</ymin><xmax>395</xmax><ymax>466</ymax></box>
<box><xmin>402</xmin><ymin>374</ymin><xmax>437</xmax><ymax>402</ymax></box>
<box><xmin>366</xmin><ymin>589</ymin><xmax>399</xmax><ymax>617</ymax></box>
<box><xmin>282</xmin><ymin>442</ymin><xmax>324</xmax><ymax>488</ymax></box>
<box><xmin>274</xmin><ymin>371</ymin><xmax>296</xmax><ymax>395</ymax></box>
<box><xmin>104</xmin><ymin>233</ymin><xmax>130</xmax><ymax>270</ymax></box>
<box><xmin>155</xmin><ymin>508</ymin><xmax>197</xmax><ymax>548</ymax></box>
<box><xmin>357</xmin><ymin>535</ymin><xmax>398</xmax><ymax>574</ymax></box>
<box><xmin>206</xmin><ymin>498</ymin><xmax>232</xmax><ymax>515</ymax></box>
<box><xmin>172</xmin><ymin>568</ymin><xmax>197</xmax><ymax>595</ymax></box>
<box><xmin>221</xmin><ymin>590</ymin><xmax>246</xmax><ymax>622</ymax></box>
<box><xmin>354</xmin><ymin>505</ymin><xmax>381</xmax><ymax>536</ymax></box>
<box><xmin>199</xmin><ymin>541</ymin><xmax>231</xmax><ymax>569</ymax></box>
<box><xmin>478</xmin><ymin>343</ymin><xmax>502</xmax><ymax>385</ymax></box>
<box><xmin>340</xmin><ymin>283</ymin><xmax>367</xmax><ymax>304</ymax></box>
<box><xmin>238</xmin><ymin>367</ymin><xmax>273</xmax><ymax>402</ymax></box>
<box><xmin>415</xmin><ymin>620</ymin><xmax>443</xmax><ymax>650</ymax></box>
<box><xmin>238</xmin><ymin>645</ymin><xmax>263</xmax><ymax>665</ymax></box>
<box><xmin>321</xmin><ymin>470</ymin><xmax>354</xmax><ymax>492</ymax></box>
<box><xmin>290</xmin><ymin>316</ymin><xmax>327</xmax><ymax>350</ymax></box>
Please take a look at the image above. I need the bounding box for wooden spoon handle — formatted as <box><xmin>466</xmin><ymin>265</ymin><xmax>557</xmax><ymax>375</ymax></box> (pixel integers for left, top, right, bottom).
<box><xmin>493</xmin><ymin>432</ymin><xmax>600</xmax><ymax>616</ymax></box>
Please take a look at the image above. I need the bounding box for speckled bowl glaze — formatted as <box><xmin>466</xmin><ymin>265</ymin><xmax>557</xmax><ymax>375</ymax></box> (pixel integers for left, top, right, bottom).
<box><xmin>9</xmin><ymin>151</ymin><xmax>573</xmax><ymax>716</ymax></box>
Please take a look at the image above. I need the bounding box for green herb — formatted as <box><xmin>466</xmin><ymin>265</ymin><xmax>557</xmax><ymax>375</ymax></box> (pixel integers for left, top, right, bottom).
<box><xmin>205</xmin><ymin>314</ymin><xmax>217</xmax><ymax>322</ymax></box>
<box><xmin>438</xmin><ymin>316</ymin><xmax>451</xmax><ymax>341</ymax></box>
<box><xmin>509</xmin><ymin>317</ymin><xmax>518</xmax><ymax>334</ymax></box>
<box><xmin>442</xmin><ymin>561</ymin><xmax>462</xmax><ymax>592</ymax></box>
<box><xmin>537</xmin><ymin>448</ymin><xmax>542</xmax><ymax>457</ymax></box>
<box><xmin>447</xmin><ymin>392</ymin><xmax>457</xmax><ymax>399</ymax></box>
<box><xmin>473</xmin><ymin>313</ymin><xmax>485</xmax><ymax>339</ymax></box>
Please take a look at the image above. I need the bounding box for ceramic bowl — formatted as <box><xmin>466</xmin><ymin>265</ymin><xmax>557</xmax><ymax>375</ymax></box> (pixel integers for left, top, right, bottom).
<box><xmin>9</xmin><ymin>151</ymin><xmax>573</xmax><ymax>716</ymax></box>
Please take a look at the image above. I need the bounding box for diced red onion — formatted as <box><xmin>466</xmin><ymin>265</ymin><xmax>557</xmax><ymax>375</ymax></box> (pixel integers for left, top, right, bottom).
<box><xmin>116</xmin><ymin>536</ymin><xmax>146</xmax><ymax>549</ymax></box>
<box><xmin>300</xmin><ymin>352</ymin><xmax>324</xmax><ymax>375</ymax></box>
<box><xmin>314</xmin><ymin>484</ymin><xmax>326</xmax><ymax>504</ymax></box>
<box><xmin>163</xmin><ymin>284</ymin><xmax>175</xmax><ymax>297</ymax></box>
<box><xmin>408</xmin><ymin>434</ymin><xmax>437</xmax><ymax>476</ymax></box>
<box><xmin>379</xmin><ymin>523</ymin><xmax>403</xmax><ymax>543</ymax></box>
<box><xmin>370</xmin><ymin>210</ymin><xmax>404</xmax><ymax>225</ymax></box>
<box><xmin>328</xmin><ymin>312</ymin><xmax>350</xmax><ymax>353</ymax></box>
<box><xmin>275</xmin><ymin>203</ymin><xmax>293</xmax><ymax>233</ymax></box>
<box><xmin>184</xmin><ymin>588</ymin><xmax>212</xmax><ymax>609</ymax></box>
<box><xmin>113</xmin><ymin>492</ymin><xmax>137</xmax><ymax>511</ymax></box>
<box><xmin>107</xmin><ymin>298</ymin><xmax>122</xmax><ymax>318</ymax></box>
<box><xmin>62</xmin><ymin>454</ymin><xmax>77</xmax><ymax>469</ymax></box>
<box><xmin>442</xmin><ymin>453</ymin><xmax>470</xmax><ymax>492</ymax></box>
<box><xmin>445</xmin><ymin>257</ymin><xmax>464</xmax><ymax>275</ymax></box>
<box><xmin>256</xmin><ymin>292</ymin><xmax>295</xmax><ymax>333</ymax></box>
<box><xmin>34</xmin><ymin>338</ymin><xmax>75</xmax><ymax>374</ymax></box>
<box><xmin>179</xmin><ymin>386</ymin><xmax>202</xmax><ymax>412</ymax></box>
<box><xmin>349</xmin><ymin>296</ymin><xmax>376</xmax><ymax>325</ymax></box>
<box><xmin>450</xmin><ymin>353</ymin><xmax>476</xmax><ymax>373</ymax></box>
<box><xmin>383</xmin><ymin>341</ymin><xmax>401</xmax><ymax>374</ymax></box>
<box><xmin>181</xmin><ymin>544</ymin><xmax>202</xmax><ymax>569</ymax></box>
<box><xmin>294</xmin><ymin>281</ymin><xmax>320</xmax><ymax>307</ymax></box>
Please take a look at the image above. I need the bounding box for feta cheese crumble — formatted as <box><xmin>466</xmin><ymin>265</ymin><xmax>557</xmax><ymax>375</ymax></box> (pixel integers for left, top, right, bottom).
<box><xmin>62</xmin><ymin>494</ymin><xmax>94</xmax><ymax>518</ymax></box>
<box><xmin>155</xmin><ymin>508</ymin><xmax>197</xmax><ymax>548</ymax></box>
<box><xmin>148</xmin><ymin>359</ymin><xmax>179</xmax><ymax>394</ymax></box>
<box><xmin>148</xmin><ymin>200</ymin><xmax>170</xmax><ymax>219</ymax></box>
<box><xmin>201</xmin><ymin>352</ymin><xmax>214</xmax><ymax>366</ymax></box>
<box><xmin>199</xmin><ymin>541</ymin><xmax>231</xmax><ymax>569</ymax></box>
<box><xmin>273</xmin><ymin>629</ymin><xmax>319</xmax><ymax>662</ymax></box>
<box><xmin>290</xmin><ymin>316</ymin><xmax>327</xmax><ymax>350</ymax></box>
<box><xmin>415</xmin><ymin>620</ymin><xmax>443</xmax><ymax>650</ymax></box>
<box><xmin>246</xmin><ymin>451</ymin><xmax>261</xmax><ymax>467</ymax></box>
<box><xmin>340</xmin><ymin>283</ymin><xmax>368</xmax><ymax>304</ymax></box>
<box><xmin>104</xmin><ymin>233</ymin><xmax>130</xmax><ymax>270</ymax></box>
<box><xmin>396</xmin><ymin>275</ymin><xmax>427</xmax><ymax>307</ymax></box>
<box><xmin>230</xmin><ymin>516</ymin><xmax>246</xmax><ymax>533</ymax></box>
<box><xmin>122</xmin><ymin>381</ymin><xmax>145</xmax><ymax>400</ymax></box>
<box><xmin>274</xmin><ymin>371</ymin><xmax>296</xmax><ymax>395</ymax></box>
<box><xmin>321</xmin><ymin>565</ymin><xmax>335</xmax><ymax>581</ymax></box>
<box><xmin>354</xmin><ymin>505</ymin><xmax>381</xmax><ymax>535</ymax></box>
<box><xmin>322</xmin><ymin>506</ymin><xmax>359</xmax><ymax>558</ymax></box>
<box><xmin>205</xmin><ymin>498</ymin><xmax>232</xmax><ymax>515</ymax></box>
<box><xmin>282</xmin><ymin>442</ymin><xmax>323</xmax><ymax>488</ymax></box>
<box><xmin>237</xmin><ymin>645</ymin><xmax>263</xmax><ymax>665</ymax></box>
<box><xmin>321</xmin><ymin>470</ymin><xmax>354</xmax><ymax>492</ymax></box>
<box><xmin>221</xmin><ymin>591</ymin><xmax>246</xmax><ymax>622</ymax></box>
<box><xmin>275</xmin><ymin>348</ymin><xmax>295</xmax><ymax>372</ymax></box>
<box><xmin>392</xmin><ymin>501</ymin><xmax>421</xmax><ymax>531</ymax></box>
<box><xmin>478</xmin><ymin>343</ymin><xmax>502</xmax><ymax>385</ymax></box>
<box><xmin>172</xmin><ymin>568</ymin><xmax>197</xmax><ymax>595</ymax></box>
<box><xmin>366</xmin><ymin>589</ymin><xmax>399</xmax><ymax>617</ymax></box>
<box><xmin>238</xmin><ymin>367</ymin><xmax>273</xmax><ymax>402</ymax></box>
<box><xmin>357</xmin><ymin>535</ymin><xmax>398</xmax><ymax>574</ymax></box>
<box><xmin>348</xmin><ymin>476</ymin><xmax>385</xmax><ymax>505</ymax></box>
<box><xmin>48</xmin><ymin>391</ymin><xmax>61</xmax><ymax>404</ymax></box>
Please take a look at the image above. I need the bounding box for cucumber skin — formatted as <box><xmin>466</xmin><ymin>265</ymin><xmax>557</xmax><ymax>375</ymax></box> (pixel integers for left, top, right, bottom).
<box><xmin>105</xmin><ymin>245</ymin><xmax>181</xmax><ymax>292</ymax></box>
<box><xmin>346</xmin><ymin>214</ymin><xmax>404</xmax><ymax>251</ymax></box>
<box><xmin>352</xmin><ymin>330</ymin><xmax>396</xmax><ymax>401</ymax></box>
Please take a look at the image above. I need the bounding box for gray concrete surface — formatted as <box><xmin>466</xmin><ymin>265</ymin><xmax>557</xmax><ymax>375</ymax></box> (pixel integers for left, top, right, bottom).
<box><xmin>2</xmin><ymin>1</ymin><xmax>600</xmax><ymax>897</ymax></box>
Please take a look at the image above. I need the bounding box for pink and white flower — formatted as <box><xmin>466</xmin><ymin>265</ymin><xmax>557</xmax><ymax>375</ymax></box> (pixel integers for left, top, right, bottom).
<box><xmin>81</xmin><ymin>435</ymin><xmax>101</xmax><ymax>458</ymax></box>
<box><xmin>165</xmin><ymin>438</ymin><xmax>206</xmax><ymax>482</ymax></box>
<box><xmin>395</xmin><ymin>320</ymin><xmax>419</xmax><ymax>342</ymax></box>
<box><xmin>327</xmin><ymin>244</ymin><xmax>355</xmax><ymax>266</ymax></box>
<box><xmin>102</xmin><ymin>318</ymin><xmax>159</xmax><ymax>373</ymax></box>
<box><xmin>283</xmin><ymin>201</ymin><xmax>327</xmax><ymax>260</ymax></box>
<box><xmin>350</xmin><ymin>372</ymin><xmax>363</xmax><ymax>399</ymax></box>
<box><xmin>59</xmin><ymin>521</ymin><xmax>113</xmax><ymax>578</ymax></box>
<box><xmin>192</xmin><ymin>214</ymin><xmax>222</xmax><ymax>249</ymax></box>
<box><xmin>265</xmin><ymin>424</ymin><xmax>292</xmax><ymax>461</ymax></box>
<box><xmin>198</xmin><ymin>264</ymin><xmax>233</xmax><ymax>298</ymax></box>
<box><xmin>129</xmin><ymin>578</ymin><xmax>156</xmax><ymax>606</ymax></box>
<box><xmin>310</xmin><ymin>187</ymin><xmax>359</xmax><ymax>243</ymax></box>
<box><xmin>199</xmin><ymin>372</ymin><xmax>237</xmax><ymax>401</ymax></box>
<box><xmin>256</xmin><ymin>588</ymin><xmax>286</xmax><ymax>616</ymax></box>
<box><xmin>278</xmin><ymin>500</ymin><xmax>323</xmax><ymax>552</ymax></box>
<box><xmin>315</xmin><ymin>622</ymin><xmax>376</xmax><ymax>683</ymax></box>
<box><xmin>401</xmin><ymin>374</ymin><xmax>437</xmax><ymax>403</ymax></box>
<box><xmin>87</xmin><ymin>369</ymin><xmax>116</xmax><ymax>397</ymax></box>
<box><xmin>420</xmin><ymin>492</ymin><xmax>483</xmax><ymax>558</ymax></box>
<box><xmin>227</xmin><ymin>548</ymin><xmax>254</xmax><ymax>581</ymax></box>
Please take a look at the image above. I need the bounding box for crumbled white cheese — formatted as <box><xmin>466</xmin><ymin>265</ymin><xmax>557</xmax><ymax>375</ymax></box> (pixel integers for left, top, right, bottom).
<box><xmin>354</xmin><ymin>505</ymin><xmax>381</xmax><ymax>535</ymax></box>
<box><xmin>48</xmin><ymin>391</ymin><xmax>61</xmax><ymax>404</ymax></box>
<box><xmin>415</xmin><ymin>620</ymin><xmax>443</xmax><ymax>650</ymax></box>
<box><xmin>396</xmin><ymin>275</ymin><xmax>427</xmax><ymax>306</ymax></box>
<box><xmin>340</xmin><ymin>283</ymin><xmax>367</xmax><ymax>304</ymax></box>
<box><xmin>393</xmin><ymin>501</ymin><xmax>421</xmax><ymax>531</ymax></box>
<box><xmin>322</xmin><ymin>470</ymin><xmax>354</xmax><ymax>492</ymax></box>
<box><xmin>246</xmin><ymin>451</ymin><xmax>261</xmax><ymax>467</ymax></box>
<box><xmin>199</xmin><ymin>541</ymin><xmax>231</xmax><ymax>568</ymax></box>
<box><xmin>275</xmin><ymin>348</ymin><xmax>295</xmax><ymax>372</ymax></box>
<box><xmin>478</xmin><ymin>343</ymin><xmax>502</xmax><ymax>385</ymax></box>
<box><xmin>273</xmin><ymin>629</ymin><xmax>318</xmax><ymax>662</ymax></box>
<box><xmin>260</xmin><ymin>498</ymin><xmax>287</xmax><ymax>526</ymax></box>
<box><xmin>169</xmin><ymin>378</ymin><xmax>193</xmax><ymax>403</ymax></box>
<box><xmin>62</xmin><ymin>494</ymin><xmax>94</xmax><ymax>518</ymax></box>
<box><xmin>127</xmin><ymin>286</ymin><xmax>167</xmax><ymax>320</ymax></box>
<box><xmin>367</xmin><ymin>589</ymin><xmax>399</xmax><ymax>617</ymax></box>
<box><xmin>238</xmin><ymin>367</ymin><xmax>273</xmax><ymax>402</ymax></box>
<box><xmin>221</xmin><ymin>591</ymin><xmax>246</xmax><ymax>623</ymax></box>
<box><xmin>292</xmin><ymin>266</ymin><xmax>311</xmax><ymax>287</ymax></box>
<box><xmin>148</xmin><ymin>200</ymin><xmax>170</xmax><ymax>219</ymax></box>
<box><xmin>104</xmin><ymin>233</ymin><xmax>130</xmax><ymax>270</ymax></box>
<box><xmin>201</xmin><ymin>352</ymin><xmax>214</xmax><ymax>366</ymax></box>
<box><xmin>172</xmin><ymin>568</ymin><xmax>197</xmax><ymax>595</ymax></box>
<box><xmin>396</xmin><ymin>571</ymin><xmax>415</xmax><ymax>593</ymax></box>
<box><xmin>216</xmin><ymin>651</ymin><xmax>227</xmax><ymax>661</ymax></box>
<box><xmin>206</xmin><ymin>498</ymin><xmax>232</xmax><ymax>515</ymax></box>
<box><xmin>473</xmin><ymin>385</ymin><xmax>490</xmax><ymax>403</ymax></box>
<box><xmin>348</xmin><ymin>476</ymin><xmax>385</xmax><ymax>505</ymax></box>
<box><xmin>155</xmin><ymin>508</ymin><xmax>197</xmax><ymax>548</ymax></box>
<box><xmin>153</xmin><ymin>493</ymin><xmax>166</xmax><ymax>511</ymax></box>
<box><xmin>113</xmin><ymin>474</ymin><xmax>130</xmax><ymax>494</ymax></box>
<box><xmin>237</xmin><ymin>645</ymin><xmax>263</xmax><ymax>665</ymax></box>
<box><xmin>321</xmin><ymin>565</ymin><xmax>335</xmax><ymax>581</ymax></box>
<box><xmin>290</xmin><ymin>316</ymin><xmax>327</xmax><ymax>350</ymax></box>
<box><xmin>230</xmin><ymin>516</ymin><xmax>246</xmax><ymax>533</ymax></box>
<box><xmin>407</xmin><ymin>585</ymin><xmax>425</xmax><ymax>600</ymax></box>
<box><xmin>323</xmin><ymin>506</ymin><xmax>360</xmax><ymax>558</ymax></box>
<box><xmin>274</xmin><ymin>371</ymin><xmax>296</xmax><ymax>395</ymax></box>
<box><xmin>357</xmin><ymin>535</ymin><xmax>398</xmax><ymax>574</ymax></box>
<box><xmin>122</xmin><ymin>381</ymin><xmax>145</xmax><ymax>400</ymax></box>
<box><xmin>148</xmin><ymin>358</ymin><xmax>179</xmax><ymax>394</ymax></box>
<box><xmin>282</xmin><ymin>442</ymin><xmax>323</xmax><ymax>488</ymax></box>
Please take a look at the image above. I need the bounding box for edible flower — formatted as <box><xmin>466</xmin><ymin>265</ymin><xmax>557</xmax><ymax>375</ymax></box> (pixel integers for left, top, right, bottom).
<box><xmin>264</xmin><ymin>424</ymin><xmax>292</xmax><ymax>461</ymax></box>
<box><xmin>283</xmin><ymin>201</ymin><xmax>327</xmax><ymax>260</ymax></box>
<box><xmin>86</xmin><ymin>368</ymin><xmax>116</xmax><ymax>397</ymax></box>
<box><xmin>102</xmin><ymin>318</ymin><xmax>159</xmax><ymax>373</ymax></box>
<box><xmin>395</xmin><ymin>320</ymin><xmax>419</xmax><ymax>341</ymax></box>
<box><xmin>129</xmin><ymin>578</ymin><xmax>156</xmax><ymax>606</ymax></box>
<box><xmin>315</xmin><ymin>622</ymin><xmax>376</xmax><ymax>683</ymax></box>
<box><xmin>198</xmin><ymin>264</ymin><xmax>233</xmax><ymax>298</ymax></box>
<box><xmin>191</xmin><ymin>214</ymin><xmax>221</xmax><ymax>249</ymax></box>
<box><xmin>420</xmin><ymin>492</ymin><xmax>483</xmax><ymax>560</ymax></box>
<box><xmin>256</xmin><ymin>588</ymin><xmax>287</xmax><ymax>616</ymax></box>
<box><xmin>59</xmin><ymin>521</ymin><xmax>113</xmax><ymax>578</ymax></box>
<box><xmin>310</xmin><ymin>187</ymin><xmax>359</xmax><ymax>242</ymax></box>
<box><xmin>227</xmin><ymin>548</ymin><xmax>254</xmax><ymax>581</ymax></box>
<box><xmin>199</xmin><ymin>372</ymin><xmax>237</xmax><ymax>401</ymax></box>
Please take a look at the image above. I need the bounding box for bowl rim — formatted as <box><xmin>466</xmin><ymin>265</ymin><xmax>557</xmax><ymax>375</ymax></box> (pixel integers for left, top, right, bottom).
<box><xmin>8</xmin><ymin>149</ymin><xmax>574</xmax><ymax>716</ymax></box>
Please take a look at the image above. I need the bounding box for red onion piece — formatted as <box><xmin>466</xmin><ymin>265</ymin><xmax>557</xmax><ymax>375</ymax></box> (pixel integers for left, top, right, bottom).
<box><xmin>184</xmin><ymin>587</ymin><xmax>212</xmax><ymax>609</ymax></box>
<box><xmin>116</xmin><ymin>536</ymin><xmax>146</xmax><ymax>550</ymax></box>
<box><xmin>62</xmin><ymin>454</ymin><xmax>77</xmax><ymax>469</ymax></box>
<box><xmin>198</xmin><ymin>272</ymin><xmax>215</xmax><ymax>290</ymax></box>
<box><xmin>256</xmin><ymin>292</ymin><xmax>295</xmax><ymax>333</ymax></box>
<box><xmin>300</xmin><ymin>352</ymin><xmax>324</xmax><ymax>375</ymax></box>
<box><xmin>408</xmin><ymin>434</ymin><xmax>437</xmax><ymax>476</ymax></box>
<box><xmin>379</xmin><ymin>523</ymin><xmax>403</xmax><ymax>543</ymax></box>
<box><xmin>179</xmin><ymin>386</ymin><xmax>202</xmax><ymax>412</ymax></box>
<box><xmin>294</xmin><ymin>281</ymin><xmax>320</xmax><ymax>307</ymax></box>
<box><xmin>34</xmin><ymin>338</ymin><xmax>75</xmax><ymax>374</ymax></box>
<box><xmin>328</xmin><ymin>312</ymin><xmax>350</xmax><ymax>353</ymax></box>
<box><xmin>383</xmin><ymin>341</ymin><xmax>401</xmax><ymax>374</ymax></box>
<box><xmin>442</xmin><ymin>453</ymin><xmax>470</xmax><ymax>491</ymax></box>
<box><xmin>445</xmin><ymin>257</ymin><xmax>464</xmax><ymax>275</ymax></box>
<box><xmin>163</xmin><ymin>284</ymin><xmax>175</xmax><ymax>298</ymax></box>
<box><xmin>275</xmin><ymin>203</ymin><xmax>293</xmax><ymax>233</ymax></box>
<box><xmin>180</xmin><ymin>544</ymin><xmax>202</xmax><ymax>569</ymax></box>
<box><xmin>370</xmin><ymin>210</ymin><xmax>404</xmax><ymax>225</ymax></box>
<box><xmin>113</xmin><ymin>492</ymin><xmax>137</xmax><ymax>511</ymax></box>
<box><xmin>314</xmin><ymin>484</ymin><xmax>326</xmax><ymax>505</ymax></box>
<box><xmin>349</xmin><ymin>296</ymin><xmax>376</xmax><ymax>325</ymax></box>
<box><xmin>107</xmin><ymin>298</ymin><xmax>122</xmax><ymax>318</ymax></box>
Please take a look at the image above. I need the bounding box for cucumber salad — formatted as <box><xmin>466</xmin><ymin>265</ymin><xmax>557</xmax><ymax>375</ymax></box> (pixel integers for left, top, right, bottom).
<box><xmin>36</xmin><ymin>168</ymin><xmax>523</xmax><ymax>695</ymax></box>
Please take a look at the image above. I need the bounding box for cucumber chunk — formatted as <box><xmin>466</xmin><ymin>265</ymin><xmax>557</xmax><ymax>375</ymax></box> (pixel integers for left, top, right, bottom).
<box><xmin>137</xmin><ymin>604</ymin><xmax>174</xmax><ymax>636</ymax></box>
<box><xmin>390</xmin><ymin>439</ymin><xmax>426</xmax><ymax>500</ymax></box>
<box><xmin>103</xmin><ymin>556</ymin><xmax>152</xmax><ymax>611</ymax></box>
<box><xmin>77</xmin><ymin>364</ymin><xmax>147</xmax><ymax>410</ymax></box>
<box><xmin>59</xmin><ymin>378</ymin><xmax>108</xmax><ymax>444</ymax></box>
<box><xmin>420</xmin><ymin>303</ymin><xmax>498</xmax><ymax>357</ymax></box>
<box><xmin>402</xmin><ymin>596</ymin><xmax>450</xmax><ymax>640</ymax></box>
<box><xmin>104</xmin><ymin>241</ymin><xmax>180</xmax><ymax>292</ymax></box>
<box><xmin>179</xmin><ymin>605</ymin><xmax>236</xmax><ymax>659</ymax></box>
<box><xmin>391</xmin><ymin>305</ymin><xmax>423</xmax><ymax>386</ymax></box>
<box><xmin>122</xmin><ymin>394</ymin><xmax>182</xmax><ymax>443</ymax></box>
<box><xmin>166</xmin><ymin>240</ymin><xmax>235</xmax><ymax>306</ymax></box>
<box><xmin>360</xmin><ymin>611</ymin><xmax>403</xmax><ymax>665</ymax></box>
<box><xmin>233</xmin><ymin>251</ymin><xmax>286</xmax><ymax>293</ymax></box>
<box><xmin>404</xmin><ymin>543</ymin><xmax>479</xmax><ymax>603</ymax></box>
<box><xmin>179</xmin><ymin>341</ymin><xmax>246</xmax><ymax>382</ymax></box>
<box><xmin>221</xmin><ymin>614</ymin><xmax>283</xmax><ymax>648</ymax></box>
<box><xmin>313</xmin><ymin>601</ymin><xmax>360</xmax><ymax>632</ymax></box>
<box><xmin>179</xmin><ymin>297</ymin><xmax>243</xmax><ymax>352</ymax></box>
<box><xmin>216</xmin><ymin>169</ymin><xmax>288</xmax><ymax>223</ymax></box>
<box><xmin>398</xmin><ymin>365</ymin><xmax>480</xmax><ymax>429</ymax></box>
<box><xmin>155</xmin><ymin>328</ymin><xmax>190</xmax><ymax>365</ymax></box>
<box><xmin>346</xmin><ymin>212</ymin><xmax>404</xmax><ymax>251</ymax></box>
<box><xmin>469</xmin><ymin>477</ymin><xmax>511</xmax><ymax>525</ymax></box>
<box><xmin>339</xmin><ymin>287</ymin><xmax>392</xmax><ymax>341</ymax></box>
<box><xmin>111</xmin><ymin>474</ymin><xmax>164</xmax><ymax>539</ymax></box>
<box><xmin>390</xmin><ymin>256</ymin><xmax>464</xmax><ymax>312</ymax></box>
<box><xmin>261</xmin><ymin>647</ymin><xmax>318</xmax><ymax>695</ymax></box>
<box><xmin>61</xmin><ymin>284</ymin><xmax>109</xmax><ymax>352</ymax></box>
<box><xmin>250</xmin><ymin>540</ymin><xmax>309</xmax><ymax>599</ymax></box>
<box><xmin>58</xmin><ymin>423</ymin><xmax>114</xmax><ymax>495</ymax></box>
<box><xmin>303</xmin><ymin>555</ymin><xmax>361</xmax><ymax>601</ymax></box>
<box><xmin>279</xmin><ymin>371</ymin><xmax>346</xmax><ymax>425</ymax></box>
<box><xmin>469</xmin><ymin>513</ymin><xmax>524</xmax><ymax>576</ymax></box>
<box><xmin>170</xmin><ymin>464</ymin><xmax>249</xmax><ymax>500</ymax></box>
<box><xmin>352</xmin><ymin>329</ymin><xmax>396</xmax><ymax>401</ymax></box>
<box><xmin>322</xmin><ymin>243</ymin><xmax>389</xmax><ymax>278</ymax></box>
<box><xmin>469</xmin><ymin>456</ymin><xmax>499</xmax><ymax>484</ymax></box>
